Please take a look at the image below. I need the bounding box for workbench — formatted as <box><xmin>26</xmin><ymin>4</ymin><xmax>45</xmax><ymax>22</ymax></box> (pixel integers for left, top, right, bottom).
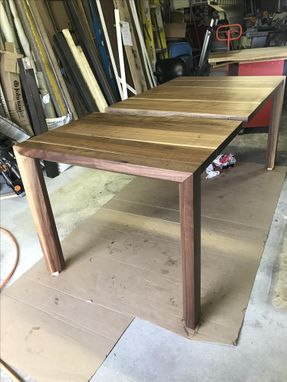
<box><xmin>14</xmin><ymin>76</ymin><xmax>285</xmax><ymax>330</ymax></box>
<box><xmin>208</xmin><ymin>46</ymin><xmax>287</xmax><ymax>67</ymax></box>
<box><xmin>208</xmin><ymin>47</ymin><xmax>287</xmax><ymax>129</ymax></box>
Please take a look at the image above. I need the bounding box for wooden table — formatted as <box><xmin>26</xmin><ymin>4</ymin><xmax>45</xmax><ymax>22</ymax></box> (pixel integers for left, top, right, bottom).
<box><xmin>14</xmin><ymin>77</ymin><xmax>285</xmax><ymax>330</ymax></box>
<box><xmin>108</xmin><ymin>76</ymin><xmax>285</xmax><ymax>169</ymax></box>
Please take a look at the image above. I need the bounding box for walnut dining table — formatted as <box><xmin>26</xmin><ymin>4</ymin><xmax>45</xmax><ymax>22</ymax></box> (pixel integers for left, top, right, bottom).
<box><xmin>14</xmin><ymin>76</ymin><xmax>285</xmax><ymax>330</ymax></box>
<box><xmin>108</xmin><ymin>76</ymin><xmax>285</xmax><ymax>170</ymax></box>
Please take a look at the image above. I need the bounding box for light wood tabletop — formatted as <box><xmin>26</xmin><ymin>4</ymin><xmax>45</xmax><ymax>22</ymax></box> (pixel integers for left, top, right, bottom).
<box><xmin>208</xmin><ymin>46</ymin><xmax>287</xmax><ymax>66</ymax></box>
<box><xmin>108</xmin><ymin>76</ymin><xmax>285</xmax><ymax>121</ymax></box>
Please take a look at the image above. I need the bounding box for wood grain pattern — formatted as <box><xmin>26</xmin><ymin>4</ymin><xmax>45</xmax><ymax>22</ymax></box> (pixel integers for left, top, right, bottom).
<box><xmin>180</xmin><ymin>173</ymin><xmax>201</xmax><ymax>329</ymax></box>
<box><xmin>165</xmin><ymin>79</ymin><xmax>284</xmax><ymax>89</ymax></box>
<box><xmin>158</xmin><ymin>76</ymin><xmax>284</xmax><ymax>86</ymax></box>
<box><xmin>16</xmin><ymin>113</ymin><xmax>243</xmax><ymax>175</ymax></box>
<box><xmin>15</xmin><ymin>142</ymin><xmax>192</xmax><ymax>182</ymax></box>
<box><xmin>62</xmin><ymin>29</ymin><xmax>107</xmax><ymax>112</ymax></box>
<box><xmin>108</xmin><ymin>76</ymin><xmax>285</xmax><ymax>122</ymax></box>
<box><xmin>114</xmin><ymin>0</ymin><xmax>147</xmax><ymax>94</ymax></box>
<box><xmin>108</xmin><ymin>98</ymin><xmax>256</xmax><ymax>121</ymax></box>
<box><xmin>56</xmin><ymin>113</ymin><xmax>242</xmax><ymax>149</ymax></box>
<box><xmin>137</xmin><ymin>86</ymin><xmax>272</xmax><ymax>103</ymax></box>
<box><xmin>266</xmin><ymin>78</ymin><xmax>286</xmax><ymax>170</ymax></box>
<box><xmin>13</xmin><ymin>148</ymin><xmax>65</xmax><ymax>274</ymax></box>
<box><xmin>209</xmin><ymin>46</ymin><xmax>287</xmax><ymax>65</ymax></box>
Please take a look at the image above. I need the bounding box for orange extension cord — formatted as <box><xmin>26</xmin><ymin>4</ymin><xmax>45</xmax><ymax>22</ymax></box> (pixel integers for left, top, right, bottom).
<box><xmin>0</xmin><ymin>228</ymin><xmax>19</xmax><ymax>290</ymax></box>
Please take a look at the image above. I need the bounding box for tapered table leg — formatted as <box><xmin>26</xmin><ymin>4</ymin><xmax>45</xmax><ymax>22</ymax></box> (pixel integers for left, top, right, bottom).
<box><xmin>266</xmin><ymin>78</ymin><xmax>286</xmax><ymax>170</ymax></box>
<box><xmin>14</xmin><ymin>148</ymin><xmax>65</xmax><ymax>274</ymax></box>
<box><xmin>179</xmin><ymin>172</ymin><xmax>201</xmax><ymax>330</ymax></box>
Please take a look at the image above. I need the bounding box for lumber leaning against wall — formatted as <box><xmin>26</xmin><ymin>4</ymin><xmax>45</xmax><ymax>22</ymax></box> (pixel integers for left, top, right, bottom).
<box><xmin>16</xmin><ymin>0</ymin><xmax>69</xmax><ymax>118</ymax></box>
<box><xmin>114</xmin><ymin>0</ymin><xmax>148</xmax><ymax>94</ymax></box>
<box><xmin>62</xmin><ymin>29</ymin><xmax>108</xmax><ymax>113</ymax></box>
<box><xmin>64</xmin><ymin>0</ymin><xmax>117</xmax><ymax>105</ymax></box>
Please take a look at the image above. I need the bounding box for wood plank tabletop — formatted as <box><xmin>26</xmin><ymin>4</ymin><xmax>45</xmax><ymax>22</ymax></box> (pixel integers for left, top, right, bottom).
<box><xmin>108</xmin><ymin>76</ymin><xmax>285</xmax><ymax>121</ymax></box>
<box><xmin>16</xmin><ymin>113</ymin><xmax>242</xmax><ymax>175</ymax></box>
<box><xmin>208</xmin><ymin>46</ymin><xmax>287</xmax><ymax>65</ymax></box>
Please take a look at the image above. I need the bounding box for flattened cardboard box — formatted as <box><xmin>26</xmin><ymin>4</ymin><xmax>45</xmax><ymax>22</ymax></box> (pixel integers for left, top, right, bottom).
<box><xmin>1</xmin><ymin>161</ymin><xmax>286</xmax><ymax>382</ymax></box>
<box><xmin>165</xmin><ymin>23</ymin><xmax>187</xmax><ymax>39</ymax></box>
<box><xmin>0</xmin><ymin>43</ymin><xmax>32</xmax><ymax>134</ymax></box>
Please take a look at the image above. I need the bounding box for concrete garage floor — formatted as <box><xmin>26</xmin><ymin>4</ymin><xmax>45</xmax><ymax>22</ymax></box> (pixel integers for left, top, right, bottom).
<box><xmin>1</xmin><ymin>111</ymin><xmax>287</xmax><ymax>381</ymax></box>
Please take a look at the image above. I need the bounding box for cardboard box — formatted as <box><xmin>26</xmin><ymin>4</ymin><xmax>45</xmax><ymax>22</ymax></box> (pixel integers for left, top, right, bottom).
<box><xmin>171</xmin><ymin>11</ymin><xmax>185</xmax><ymax>23</ymax></box>
<box><xmin>0</xmin><ymin>43</ymin><xmax>32</xmax><ymax>134</ymax></box>
<box><xmin>165</xmin><ymin>23</ymin><xmax>187</xmax><ymax>39</ymax></box>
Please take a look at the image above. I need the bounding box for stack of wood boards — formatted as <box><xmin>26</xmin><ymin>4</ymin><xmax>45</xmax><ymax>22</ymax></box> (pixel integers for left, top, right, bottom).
<box><xmin>0</xmin><ymin>0</ymin><xmax>165</xmax><ymax>179</ymax></box>
<box><xmin>0</xmin><ymin>0</ymin><xmax>160</xmax><ymax>129</ymax></box>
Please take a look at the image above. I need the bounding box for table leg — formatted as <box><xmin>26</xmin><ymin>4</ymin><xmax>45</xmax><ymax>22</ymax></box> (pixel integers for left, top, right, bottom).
<box><xmin>266</xmin><ymin>79</ymin><xmax>286</xmax><ymax>170</ymax></box>
<box><xmin>179</xmin><ymin>172</ymin><xmax>201</xmax><ymax>330</ymax></box>
<box><xmin>14</xmin><ymin>149</ymin><xmax>65</xmax><ymax>274</ymax></box>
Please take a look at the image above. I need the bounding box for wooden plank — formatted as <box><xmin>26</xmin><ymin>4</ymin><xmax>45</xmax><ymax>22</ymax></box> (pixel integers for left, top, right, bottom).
<box><xmin>15</xmin><ymin>105</ymin><xmax>244</xmax><ymax>174</ymax></box>
<box><xmin>108</xmin><ymin>98</ymin><xmax>257</xmax><ymax>121</ymax></box>
<box><xmin>169</xmin><ymin>76</ymin><xmax>284</xmax><ymax>86</ymax></box>
<box><xmin>64</xmin><ymin>0</ymin><xmax>116</xmax><ymax>105</ymax></box>
<box><xmin>15</xmin><ymin>141</ymin><xmax>193</xmax><ymax>182</ymax></box>
<box><xmin>53</xmin><ymin>32</ymin><xmax>98</xmax><ymax>113</ymax></box>
<box><xmin>28</xmin><ymin>131</ymin><xmax>214</xmax><ymax>165</ymax></box>
<box><xmin>96</xmin><ymin>0</ymin><xmax>124</xmax><ymax>100</ymax></box>
<box><xmin>55</xmin><ymin>117</ymin><xmax>241</xmax><ymax>149</ymax></box>
<box><xmin>82</xmin><ymin>0</ymin><xmax>120</xmax><ymax>101</ymax></box>
<box><xmin>16</xmin><ymin>0</ymin><xmax>68</xmax><ymax>116</ymax></box>
<box><xmin>62</xmin><ymin>29</ymin><xmax>107</xmax><ymax>112</ymax></box>
<box><xmin>140</xmin><ymin>0</ymin><xmax>156</xmax><ymax>71</ymax></box>
<box><xmin>28</xmin><ymin>0</ymin><xmax>78</xmax><ymax>119</ymax></box>
<box><xmin>18</xmin><ymin>58</ymin><xmax>59</xmax><ymax>178</ymax></box>
<box><xmin>266</xmin><ymin>78</ymin><xmax>286</xmax><ymax>170</ymax></box>
<box><xmin>115</xmin><ymin>8</ymin><xmax>128</xmax><ymax>99</ymax></box>
<box><xmin>15</xmin><ymin>116</ymin><xmax>242</xmax><ymax>177</ymax></box>
<box><xmin>114</xmin><ymin>0</ymin><xmax>148</xmax><ymax>94</ymax></box>
<box><xmin>209</xmin><ymin>46</ymin><xmax>287</xmax><ymax>65</ymax></box>
<box><xmin>137</xmin><ymin>86</ymin><xmax>271</xmax><ymax>104</ymax></box>
<box><xmin>164</xmin><ymin>81</ymin><xmax>282</xmax><ymax>90</ymax></box>
<box><xmin>108</xmin><ymin>76</ymin><xmax>285</xmax><ymax>121</ymax></box>
<box><xmin>13</xmin><ymin>149</ymin><xmax>65</xmax><ymax>274</ymax></box>
<box><xmin>61</xmin><ymin>112</ymin><xmax>240</xmax><ymax>132</ymax></box>
<box><xmin>179</xmin><ymin>172</ymin><xmax>201</xmax><ymax>330</ymax></box>
<box><xmin>129</xmin><ymin>0</ymin><xmax>156</xmax><ymax>88</ymax></box>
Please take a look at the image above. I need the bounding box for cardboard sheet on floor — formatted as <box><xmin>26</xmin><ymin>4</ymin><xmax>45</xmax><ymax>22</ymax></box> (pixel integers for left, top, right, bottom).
<box><xmin>1</xmin><ymin>161</ymin><xmax>286</xmax><ymax>382</ymax></box>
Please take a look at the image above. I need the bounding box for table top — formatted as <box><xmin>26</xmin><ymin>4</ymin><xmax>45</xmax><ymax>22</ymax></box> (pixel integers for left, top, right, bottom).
<box><xmin>16</xmin><ymin>113</ymin><xmax>242</xmax><ymax>177</ymax></box>
<box><xmin>108</xmin><ymin>76</ymin><xmax>285</xmax><ymax>121</ymax></box>
<box><xmin>208</xmin><ymin>46</ymin><xmax>287</xmax><ymax>65</ymax></box>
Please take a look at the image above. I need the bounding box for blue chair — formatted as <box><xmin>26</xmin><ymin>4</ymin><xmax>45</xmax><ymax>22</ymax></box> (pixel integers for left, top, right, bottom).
<box><xmin>168</xmin><ymin>42</ymin><xmax>193</xmax><ymax>58</ymax></box>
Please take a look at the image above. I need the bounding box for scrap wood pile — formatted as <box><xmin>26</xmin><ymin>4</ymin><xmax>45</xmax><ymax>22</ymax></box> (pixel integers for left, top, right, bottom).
<box><xmin>0</xmin><ymin>0</ymin><xmax>171</xmax><ymax>188</ymax></box>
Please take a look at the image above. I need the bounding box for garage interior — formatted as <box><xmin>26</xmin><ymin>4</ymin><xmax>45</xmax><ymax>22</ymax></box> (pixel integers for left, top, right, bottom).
<box><xmin>0</xmin><ymin>1</ymin><xmax>287</xmax><ymax>381</ymax></box>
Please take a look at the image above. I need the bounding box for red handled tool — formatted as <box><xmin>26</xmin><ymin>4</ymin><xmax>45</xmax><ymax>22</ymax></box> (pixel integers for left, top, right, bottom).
<box><xmin>216</xmin><ymin>24</ymin><xmax>243</xmax><ymax>51</ymax></box>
